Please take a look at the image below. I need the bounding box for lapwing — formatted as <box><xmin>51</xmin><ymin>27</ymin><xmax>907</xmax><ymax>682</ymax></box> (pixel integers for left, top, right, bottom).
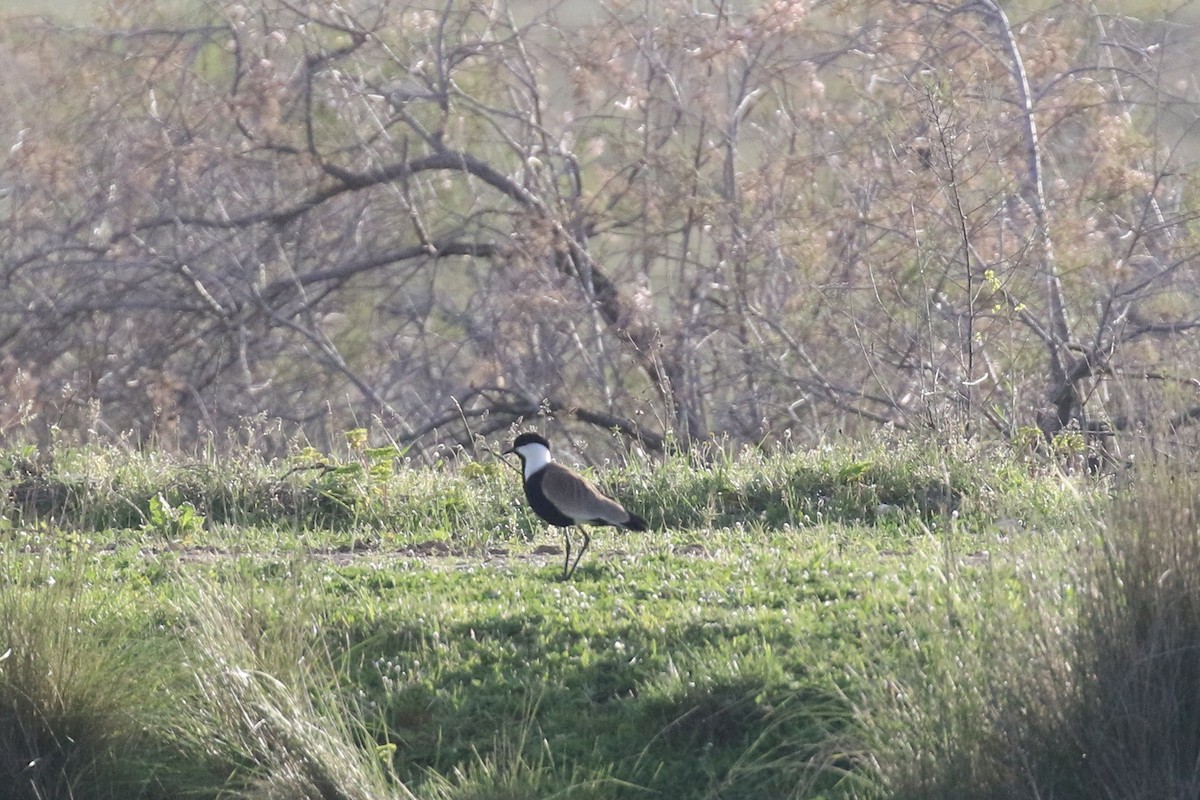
<box><xmin>504</xmin><ymin>432</ymin><xmax>649</xmax><ymax>579</ymax></box>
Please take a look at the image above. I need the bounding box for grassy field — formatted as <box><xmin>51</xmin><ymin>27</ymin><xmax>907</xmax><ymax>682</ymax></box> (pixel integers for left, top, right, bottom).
<box><xmin>0</xmin><ymin>431</ymin><xmax>1194</xmax><ymax>799</ymax></box>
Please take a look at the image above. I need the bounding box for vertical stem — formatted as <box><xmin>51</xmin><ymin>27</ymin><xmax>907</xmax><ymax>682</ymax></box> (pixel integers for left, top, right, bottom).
<box><xmin>927</xmin><ymin>91</ymin><xmax>975</xmax><ymax>434</ymax></box>
<box><xmin>973</xmin><ymin>0</ymin><xmax>1070</xmax><ymax>380</ymax></box>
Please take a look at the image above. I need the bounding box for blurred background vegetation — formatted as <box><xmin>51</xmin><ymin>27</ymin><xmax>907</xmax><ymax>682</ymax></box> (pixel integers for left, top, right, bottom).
<box><xmin>0</xmin><ymin>0</ymin><xmax>1197</xmax><ymax>462</ymax></box>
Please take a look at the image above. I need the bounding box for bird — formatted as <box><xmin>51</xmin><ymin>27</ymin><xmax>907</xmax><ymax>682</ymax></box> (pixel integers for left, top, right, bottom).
<box><xmin>504</xmin><ymin>432</ymin><xmax>649</xmax><ymax>580</ymax></box>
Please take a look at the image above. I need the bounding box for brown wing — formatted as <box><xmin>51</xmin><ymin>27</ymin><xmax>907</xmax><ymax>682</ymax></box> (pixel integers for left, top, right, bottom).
<box><xmin>540</xmin><ymin>463</ymin><xmax>630</xmax><ymax>525</ymax></box>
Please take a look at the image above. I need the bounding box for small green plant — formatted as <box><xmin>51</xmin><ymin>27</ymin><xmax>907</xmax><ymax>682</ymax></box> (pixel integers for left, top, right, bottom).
<box><xmin>279</xmin><ymin>435</ymin><xmax>409</xmax><ymax>528</ymax></box>
<box><xmin>1051</xmin><ymin>428</ymin><xmax>1087</xmax><ymax>458</ymax></box>
<box><xmin>837</xmin><ymin>460</ymin><xmax>873</xmax><ymax>483</ymax></box>
<box><xmin>141</xmin><ymin>492</ymin><xmax>205</xmax><ymax>540</ymax></box>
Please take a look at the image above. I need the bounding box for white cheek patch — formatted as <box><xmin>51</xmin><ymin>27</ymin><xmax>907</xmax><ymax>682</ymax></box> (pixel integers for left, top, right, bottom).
<box><xmin>518</xmin><ymin>444</ymin><xmax>552</xmax><ymax>478</ymax></box>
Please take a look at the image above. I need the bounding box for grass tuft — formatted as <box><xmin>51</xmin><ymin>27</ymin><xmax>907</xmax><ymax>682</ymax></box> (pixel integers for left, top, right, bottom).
<box><xmin>0</xmin><ymin>547</ymin><xmax>181</xmax><ymax>800</ymax></box>
<box><xmin>166</xmin><ymin>574</ymin><xmax>417</xmax><ymax>800</ymax></box>
<box><xmin>856</xmin><ymin>460</ymin><xmax>1200</xmax><ymax>800</ymax></box>
<box><xmin>1039</xmin><ymin>468</ymin><xmax>1200</xmax><ymax>798</ymax></box>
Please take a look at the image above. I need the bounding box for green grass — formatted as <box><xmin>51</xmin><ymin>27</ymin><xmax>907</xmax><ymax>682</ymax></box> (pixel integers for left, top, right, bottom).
<box><xmin>0</xmin><ymin>432</ymin><xmax>1134</xmax><ymax>798</ymax></box>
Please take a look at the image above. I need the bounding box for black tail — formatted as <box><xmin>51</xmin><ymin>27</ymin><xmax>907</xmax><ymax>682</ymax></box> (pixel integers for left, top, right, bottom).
<box><xmin>624</xmin><ymin>512</ymin><xmax>649</xmax><ymax>532</ymax></box>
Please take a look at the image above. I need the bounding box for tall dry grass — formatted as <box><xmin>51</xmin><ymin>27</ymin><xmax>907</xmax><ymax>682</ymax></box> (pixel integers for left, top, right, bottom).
<box><xmin>166</xmin><ymin>576</ymin><xmax>418</xmax><ymax>800</ymax></box>
<box><xmin>860</xmin><ymin>458</ymin><xmax>1200</xmax><ymax>800</ymax></box>
<box><xmin>0</xmin><ymin>550</ymin><xmax>179</xmax><ymax>800</ymax></box>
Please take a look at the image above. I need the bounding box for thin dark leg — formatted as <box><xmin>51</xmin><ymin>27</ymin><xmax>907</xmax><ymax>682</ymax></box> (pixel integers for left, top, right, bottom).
<box><xmin>565</xmin><ymin>528</ymin><xmax>590</xmax><ymax>579</ymax></box>
<box><xmin>561</xmin><ymin>529</ymin><xmax>572</xmax><ymax>580</ymax></box>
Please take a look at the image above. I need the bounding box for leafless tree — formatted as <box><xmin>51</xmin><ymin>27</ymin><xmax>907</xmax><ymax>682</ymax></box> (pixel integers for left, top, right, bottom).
<box><xmin>0</xmin><ymin>0</ymin><xmax>1196</xmax><ymax>458</ymax></box>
